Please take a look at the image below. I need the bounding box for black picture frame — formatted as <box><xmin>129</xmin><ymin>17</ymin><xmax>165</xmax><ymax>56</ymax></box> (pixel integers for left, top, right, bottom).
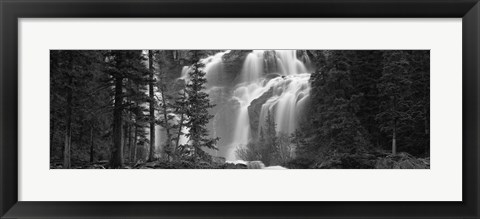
<box><xmin>1</xmin><ymin>0</ymin><xmax>479</xmax><ymax>218</ymax></box>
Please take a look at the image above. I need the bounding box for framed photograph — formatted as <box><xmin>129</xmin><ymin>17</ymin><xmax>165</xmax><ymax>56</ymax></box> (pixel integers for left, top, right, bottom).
<box><xmin>1</xmin><ymin>0</ymin><xmax>479</xmax><ymax>218</ymax></box>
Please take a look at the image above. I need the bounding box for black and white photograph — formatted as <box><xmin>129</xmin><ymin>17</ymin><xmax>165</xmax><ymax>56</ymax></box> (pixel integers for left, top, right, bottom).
<box><xmin>50</xmin><ymin>50</ymin><xmax>430</xmax><ymax>169</ymax></box>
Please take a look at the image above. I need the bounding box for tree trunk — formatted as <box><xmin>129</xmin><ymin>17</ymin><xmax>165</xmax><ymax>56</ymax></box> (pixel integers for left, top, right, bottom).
<box><xmin>133</xmin><ymin>124</ymin><xmax>138</xmax><ymax>163</ymax></box>
<box><xmin>174</xmin><ymin>91</ymin><xmax>186</xmax><ymax>158</ymax></box>
<box><xmin>90</xmin><ymin>124</ymin><xmax>94</xmax><ymax>163</ymax></box>
<box><xmin>392</xmin><ymin>118</ymin><xmax>397</xmax><ymax>156</ymax></box>
<box><xmin>161</xmin><ymin>84</ymin><xmax>172</xmax><ymax>158</ymax></box>
<box><xmin>123</xmin><ymin>119</ymin><xmax>129</xmax><ymax>161</ymax></box>
<box><xmin>132</xmin><ymin>101</ymin><xmax>139</xmax><ymax>163</ymax></box>
<box><xmin>63</xmin><ymin>76</ymin><xmax>73</xmax><ymax>169</ymax></box>
<box><xmin>148</xmin><ymin>50</ymin><xmax>156</xmax><ymax>162</ymax></box>
<box><xmin>111</xmin><ymin>76</ymin><xmax>124</xmax><ymax>168</ymax></box>
<box><xmin>392</xmin><ymin>95</ymin><xmax>397</xmax><ymax>156</ymax></box>
<box><xmin>126</xmin><ymin>121</ymin><xmax>132</xmax><ymax>163</ymax></box>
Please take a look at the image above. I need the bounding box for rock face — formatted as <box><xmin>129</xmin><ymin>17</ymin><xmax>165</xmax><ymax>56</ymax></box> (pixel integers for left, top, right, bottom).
<box><xmin>247</xmin><ymin>87</ymin><xmax>274</xmax><ymax>139</ymax></box>
<box><xmin>263</xmin><ymin>50</ymin><xmax>279</xmax><ymax>73</ymax></box>
<box><xmin>222</xmin><ymin>50</ymin><xmax>251</xmax><ymax>84</ymax></box>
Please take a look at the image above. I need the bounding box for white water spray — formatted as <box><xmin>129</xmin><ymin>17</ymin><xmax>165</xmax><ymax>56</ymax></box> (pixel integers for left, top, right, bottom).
<box><xmin>174</xmin><ymin>50</ymin><xmax>311</xmax><ymax>161</ymax></box>
<box><xmin>227</xmin><ymin>50</ymin><xmax>311</xmax><ymax>160</ymax></box>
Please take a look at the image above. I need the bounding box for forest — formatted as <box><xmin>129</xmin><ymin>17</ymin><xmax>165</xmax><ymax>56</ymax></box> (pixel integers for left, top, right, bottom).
<box><xmin>50</xmin><ymin>50</ymin><xmax>430</xmax><ymax>169</ymax></box>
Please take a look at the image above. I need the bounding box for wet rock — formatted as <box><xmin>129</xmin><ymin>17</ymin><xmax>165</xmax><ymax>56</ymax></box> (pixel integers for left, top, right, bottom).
<box><xmin>264</xmin><ymin>50</ymin><xmax>279</xmax><ymax>73</ymax></box>
<box><xmin>247</xmin><ymin>161</ymin><xmax>265</xmax><ymax>169</ymax></box>
<box><xmin>212</xmin><ymin>156</ymin><xmax>226</xmax><ymax>164</ymax></box>
<box><xmin>222</xmin><ymin>50</ymin><xmax>251</xmax><ymax>84</ymax></box>
<box><xmin>221</xmin><ymin>163</ymin><xmax>248</xmax><ymax>169</ymax></box>
<box><xmin>247</xmin><ymin>87</ymin><xmax>274</xmax><ymax>139</ymax></box>
<box><xmin>265</xmin><ymin>73</ymin><xmax>282</xmax><ymax>80</ymax></box>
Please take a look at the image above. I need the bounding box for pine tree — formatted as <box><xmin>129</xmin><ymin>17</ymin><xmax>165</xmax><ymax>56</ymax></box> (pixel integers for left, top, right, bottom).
<box><xmin>125</xmin><ymin>72</ymin><xmax>150</xmax><ymax>163</ymax></box>
<box><xmin>147</xmin><ymin>50</ymin><xmax>156</xmax><ymax>162</ymax></box>
<box><xmin>184</xmin><ymin>59</ymin><xmax>219</xmax><ymax>160</ymax></box>
<box><xmin>261</xmin><ymin>110</ymin><xmax>277</xmax><ymax>166</ymax></box>
<box><xmin>376</xmin><ymin>51</ymin><xmax>413</xmax><ymax>155</ymax></box>
<box><xmin>172</xmin><ymin>90</ymin><xmax>188</xmax><ymax>159</ymax></box>
<box><xmin>308</xmin><ymin>51</ymin><xmax>369</xmax><ymax>155</ymax></box>
<box><xmin>105</xmin><ymin>50</ymin><xmax>150</xmax><ymax>168</ymax></box>
<box><xmin>154</xmin><ymin>52</ymin><xmax>176</xmax><ymax>159</ymax></box>
<box><xmin>406</xmin><ymin>50</ymin><xmax>430</xmax><ymax>156</ymax></box>
<box><xmin>50</xmin><ymin>50</ymin><xmax>110</xmax><ymax>168</ymax></box>
<box><xmin>350</xmin><ymin>51</ymin><xmax>386</xmax><ymax>148</ymax></box>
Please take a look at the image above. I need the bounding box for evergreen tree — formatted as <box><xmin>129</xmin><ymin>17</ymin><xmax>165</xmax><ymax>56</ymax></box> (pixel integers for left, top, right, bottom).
<box><xmin>184</xmin><ymin>59</ymin><xmax>219</xmax><ymax>160</ymax></box>
<box><xmin>154</xmin><ymin>51</ymin><xmax>178</xmax><ymax>159</ymax></box>
<box><xmin>350</xmin><ymin>51</ymin><xmax>387</xmax><ymax>148</ymax></box>
<box><xmin>50</xmin><ymin>50</ymin><xmax>109</xmax><ymax>168</ymax></box>
<box><xmin>406</xmin><ymin>50</ymin><xmax>430</xmax><ymax>156</ymax></box>
<box><xmin>125</xmin><ymin>72</ymin><xmax>150</xmax><ymax>163</ymax></box>
<box><xmin>376</xmin><ymin>51</ymin><xmax>413</xmax><ymax>155</ymax></box>
<box><xmin>105</xmin><ymin>50</ymin><xmax>150</xmax><ymax>167</ymax></box>
<box><xmin>172</xmin><ymin>90</ymin><xmax>188</xmax><ymax>159</ymax></box>
<box><xmin>50</xmin><ymin>50</ymin><xmax>430</xmax><ymax>169</ymax></box>
<box><xmin>261</xmin><ymin>110</ymin><xmax>277</xmax><ymax>166</ymax></box>
<box><xmin>146</xmin><ymin>50</ymin><xmax>156</xmax><ymax>162</ymax></box>
<box><xmin>308</xmin><ymin>51</ymin><xmax>370</xmax><ymax>155</ymax></box>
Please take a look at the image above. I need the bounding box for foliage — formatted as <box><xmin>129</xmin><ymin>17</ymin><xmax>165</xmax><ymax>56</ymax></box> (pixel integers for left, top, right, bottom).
<box><xmin>51</xmin><ymin>50</ymin><xmax>429</xmax><ymax>169</ymax></box>
<box><xmin>50</xmin><ymin>50</ymin><xmax>151</xmax><ymax>168</ymax></box>
<box><xmin>295</xmin><ymin>50</ymin><xmax>430</xmax><ymax>166</ymax></box>
<box><xmin>182</xmin><ymin>59</ymin><xmax>219</xmax><ymax>160</ymax></box>
<box><xmin>235</xmin><ymin>110</ymin><xmax>294</xmax><ymax>166</ymax></box>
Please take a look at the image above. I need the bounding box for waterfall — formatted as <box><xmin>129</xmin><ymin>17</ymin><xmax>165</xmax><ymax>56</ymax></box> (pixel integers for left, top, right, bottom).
<box><xmin>179</xmin><ymin>66</ymin><xmax>190</xmax><ymax>80</ymax></box>
<box><xmin>241</xmin><ymin>50</ymin><xmax>265</xmax><ymax>83</ymax></box>
<box><xmin>275</xmin><ymin>50</ymin><xmax>308</xmax><ymax>75</ymax></box>
<box><xmin>227</xmin><ymin>82</ymin><xmax>271</xmax><ymax>160</ymax></box>
<box><xmin>179</xmin><ymin>50</ymin><xmax>230</xmax><ymax>84</ymax></box>
<box><xmin>175</xmin><ymin>50</ymin><xmax>311</xmax><ymax>161</ymax></box>
<box><xmin>203</xmin><ymin>50</ymin><xmax>230</xmax><ymax>87</ymax></box>
<box><xmin>227</xmin><ymin>50</ymin><xmax>311</xmax><ymax>161</ymax></box>
<box><xmin>257</xmin><ymin>74</ymin><xmax>311</xmax><ymax>134</ymax></box>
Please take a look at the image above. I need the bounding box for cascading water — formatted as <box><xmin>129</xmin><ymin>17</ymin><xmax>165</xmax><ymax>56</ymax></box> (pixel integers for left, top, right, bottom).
<box><xmin>203</xmin><ymin>50</ymin><xmax>230</xmax><ymax>87</ymax></box>
<box><xmin>160</xmin><ymin>52</ymin><xmax>229</xmax><ymax>155</ymax></box>
<box><xmin>241</xmin><ymin>50</ymin><xmax>265</xmax><ymax>83</ymax></box>
<box><xmin>226</xmin><ymin>50</ymin><xmax>311</xmax><ymax>160</ymax></box>
<box><xmin>174</xmin><ymin>50</ymin><xmax>311</xmax><ymax>161</ymax></box>
<box><xmin>179</xmin><ymin>66</ymin><xmax>190</xmax><ymax>80</ymax></box>
<box><xmin>257</xmin><ymin>74</ymin><xmax>311</xmax><ymax>135</ymax></box>
<box><xmin>179</xmin><ymin>50</ymin><xmax>230</xmax><ymax>85</ymax></box>
<box><xmin>275</xmin><ymin>50</ymin><xmax>308</xmax><ymax>75</ymax></box>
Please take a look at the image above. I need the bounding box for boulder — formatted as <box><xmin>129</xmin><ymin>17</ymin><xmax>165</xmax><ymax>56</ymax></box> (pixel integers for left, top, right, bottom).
<box><xmin>212</xmin><ymin>156</ymin><xmax>226</xmax><ymax>164</ymax></box>
<box><xmin>220</xmin><ymin>163</ymin><xmax>248</xmax><ymax>169</ymax></box>
<box><xmin>247</xmin><ymin>161</ymin><xmax>266</xmax><ymax>169</ymax></box>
